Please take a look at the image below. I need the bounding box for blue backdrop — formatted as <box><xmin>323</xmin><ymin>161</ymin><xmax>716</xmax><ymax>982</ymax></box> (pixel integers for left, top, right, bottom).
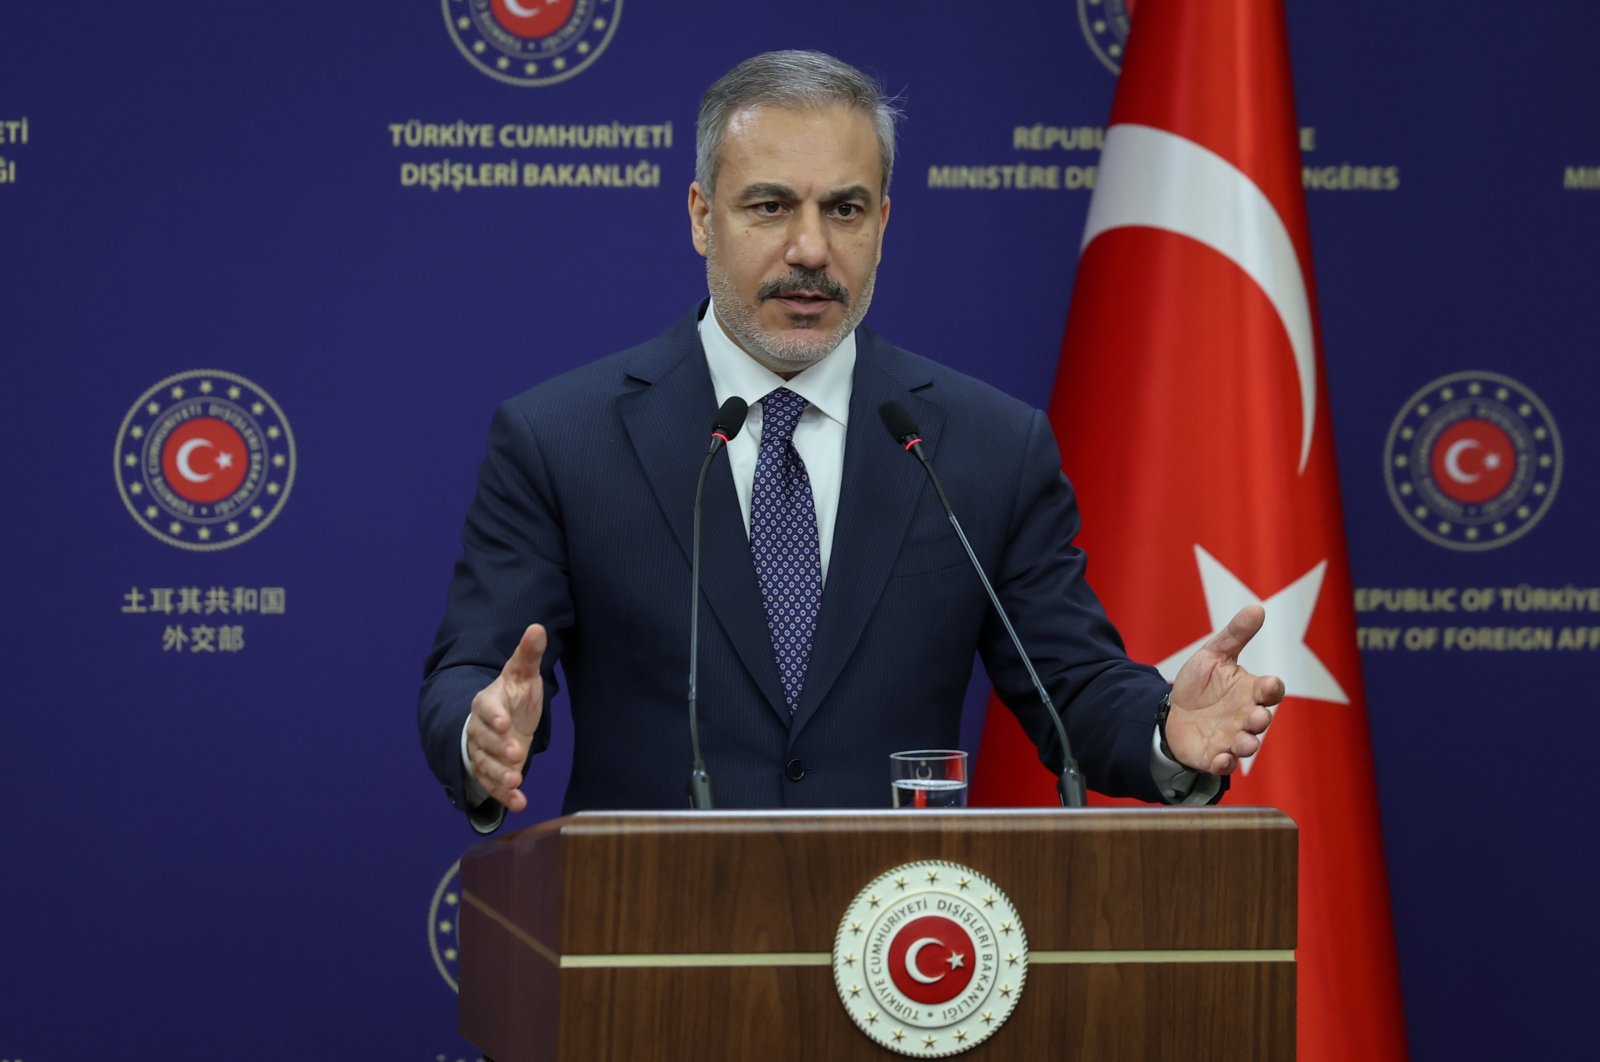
<box><xmin>2</xmin><ymin>2</ymin><xmax>1595</xmax><ymax>1058</ymax></box>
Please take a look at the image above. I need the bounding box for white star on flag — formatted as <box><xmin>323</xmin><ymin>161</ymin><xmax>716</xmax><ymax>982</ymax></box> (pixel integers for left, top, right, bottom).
<box><xmin>1156</xmin><ymin>544</ymin><xmax>1349</xmax><ymax>774</ymax></box>
<box><xmin>947</xmin><ymin>951</ymin><xmax>965</xmax><ymax>970</ymax></box>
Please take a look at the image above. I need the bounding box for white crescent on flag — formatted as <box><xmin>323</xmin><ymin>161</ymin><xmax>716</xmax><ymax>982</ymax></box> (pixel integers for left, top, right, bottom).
<box><xmin>1082</xmin><ymin>123</ymin><xmax>1318</xmax><ymax>473</ymax></box>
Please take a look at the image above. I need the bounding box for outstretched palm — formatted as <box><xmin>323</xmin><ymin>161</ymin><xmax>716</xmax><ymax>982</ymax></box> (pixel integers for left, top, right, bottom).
<box><xmin>1166</xmin><ymin>604</ymin><xmax>1286</xmax><ymax>775</ymax></box>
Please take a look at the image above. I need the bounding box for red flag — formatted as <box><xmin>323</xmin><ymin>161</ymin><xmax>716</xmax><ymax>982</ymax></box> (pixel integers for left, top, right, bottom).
<box><xmin>971</xmin><ymin>1</ymin><xmax>1408</xmax><ymax>1057</ymax></box>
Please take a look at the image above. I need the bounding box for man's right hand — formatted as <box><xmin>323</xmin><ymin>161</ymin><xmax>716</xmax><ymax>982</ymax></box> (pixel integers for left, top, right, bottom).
<box><xmin>466</xmin><ymin>623</ymin><xmax>547</xmax><ymax>814</ymax></box>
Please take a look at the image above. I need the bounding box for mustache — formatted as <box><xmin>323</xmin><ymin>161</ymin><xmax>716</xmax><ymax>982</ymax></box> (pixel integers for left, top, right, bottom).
<box><xmin>757</xmin><ymin>269</ymin><xmax>850</xmax><ymax>308</ymax></box>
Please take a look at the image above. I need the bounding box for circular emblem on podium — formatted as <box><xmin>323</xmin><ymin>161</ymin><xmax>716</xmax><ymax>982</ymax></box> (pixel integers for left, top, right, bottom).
<box><xmin>1078</xmin><ymin>0</ymin><xmax>1136</xmax><ymax>75</ymax></box>
<box><xmin>442</xmin><ymin>0</ymin><xmax>622</xmax><ymax>87</ymax></box>
<box><xmin>1383</xmin><ymin>370</ymin><xmax>1561</xmax><ymax>551</ymax></box>
<box><xmin>113</xmin><ymin>369</ymin><xmax>296</xmax><ymax>551</ymax></box>
<box><xmin>833</xmin><ymin>860</ymin><xmax>1026</xmax><ymax>1057</ymax></box>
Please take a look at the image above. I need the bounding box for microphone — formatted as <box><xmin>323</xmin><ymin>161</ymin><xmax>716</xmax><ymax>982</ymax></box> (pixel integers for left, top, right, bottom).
<box><xmin>708</xmin><ymin>397</ymin><xmax>747</xmax><ymax>453</ymax></box>
<box><xmin>878</xmin><ymin>400</ymin><xmax>1087</xmax><ymax>807</ymax></box>
<box><xmin>688</xmin><ymin>396</ymin><xmax>748</xmax><ymax>808</ymax></box>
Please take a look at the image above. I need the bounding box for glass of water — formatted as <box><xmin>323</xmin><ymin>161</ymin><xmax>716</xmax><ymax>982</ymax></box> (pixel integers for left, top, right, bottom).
<box><xmin>890</xmin><ymin>749</ymin><xmax>969</xmax><ymax>808</ymax></box>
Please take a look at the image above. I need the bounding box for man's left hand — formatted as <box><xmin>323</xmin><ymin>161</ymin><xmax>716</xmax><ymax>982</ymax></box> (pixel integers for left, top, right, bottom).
<box><xmin>1165</xmin><ymin>604</ymin><xmax>1286</xmax><ymax>775</ymax></box>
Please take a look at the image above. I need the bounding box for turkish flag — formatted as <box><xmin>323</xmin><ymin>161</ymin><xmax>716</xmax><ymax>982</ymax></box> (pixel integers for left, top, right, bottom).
<box><xmin>970</xmin><ymin>1</ymin><xmax>1408</xmax><ymax>1058</ymax></box>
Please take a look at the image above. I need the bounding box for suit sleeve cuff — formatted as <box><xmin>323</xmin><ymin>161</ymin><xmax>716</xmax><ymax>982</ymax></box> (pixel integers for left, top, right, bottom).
<box><xmin>1149</xmin><ymin>727</ymin><xmax>1223</xmax><ymax>805</ymax></box>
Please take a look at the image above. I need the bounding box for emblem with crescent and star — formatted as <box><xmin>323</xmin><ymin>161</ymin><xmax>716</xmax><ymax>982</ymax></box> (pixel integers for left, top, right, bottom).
<box><xmin>833</xmin><ymin>860</ymin><xmax>1025</xmax><ymax>1057</ymax></box>
<box><xmin>1383</xmin><ymin>371</ymin><xmax>1561</xmax><ymax>552</ymax></box>
<box><xmin>441</xmin><ymin>0</ymin><xmax>621</xmax><ymax>87</ymax></box>
<box><xmin>113</xmin><ymin>369</ymin><xmax>296</xmax><ymax>552</ymax></box>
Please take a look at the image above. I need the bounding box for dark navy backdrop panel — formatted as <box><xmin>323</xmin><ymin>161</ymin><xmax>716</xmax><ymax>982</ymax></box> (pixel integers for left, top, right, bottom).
<box><xmin>1</xmin><ymin>2</ymin><xmax>1595</xmax><ymax>1058</ymax></box>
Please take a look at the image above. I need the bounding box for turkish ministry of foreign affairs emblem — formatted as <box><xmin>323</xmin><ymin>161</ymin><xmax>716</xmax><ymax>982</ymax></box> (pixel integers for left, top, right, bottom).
<box><xmin>114</xmin><ymin>369</ymin><xmax>295</xmax><ymax>552</ymax></box>
<box><xmin>1383</xmin><ymin>370</ymin><xmax>1561</xmax><ymax>551</ymax></box>
<box><xmin>442</xmin><ymin>0</ymin><xmax>621</xmax><ymax>87</ymax></box>
<box><xmin>833</xmin><ymin>860</ymin><xmax>1027</xmax><ymax>1056</ymax></box>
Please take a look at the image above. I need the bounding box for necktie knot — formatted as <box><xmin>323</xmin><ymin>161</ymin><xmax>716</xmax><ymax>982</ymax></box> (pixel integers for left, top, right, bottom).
<box><xmin>761</xmin><ymin>387</ymin><xmax>807</xmax><ymax>443</ymax></box>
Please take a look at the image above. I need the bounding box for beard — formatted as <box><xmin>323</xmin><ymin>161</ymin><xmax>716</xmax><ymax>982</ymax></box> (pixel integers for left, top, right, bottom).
<box><xmin>705</xmin><ymin>227</ymin><xmax>877</xmax><ymax>371</ymax></box>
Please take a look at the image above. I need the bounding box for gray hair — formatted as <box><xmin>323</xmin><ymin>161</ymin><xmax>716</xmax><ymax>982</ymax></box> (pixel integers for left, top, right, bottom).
<box><xmin>695</xmin><ymin>50</ymin><xmax>902</xmax><ymax>201</ymax></box>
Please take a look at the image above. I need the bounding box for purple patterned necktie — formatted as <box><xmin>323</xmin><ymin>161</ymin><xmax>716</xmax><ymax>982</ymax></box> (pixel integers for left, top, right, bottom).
<box><xmin>749</xmin><ymin>387</ymin><xmax>822</xmax><ymax>714</ymax></box>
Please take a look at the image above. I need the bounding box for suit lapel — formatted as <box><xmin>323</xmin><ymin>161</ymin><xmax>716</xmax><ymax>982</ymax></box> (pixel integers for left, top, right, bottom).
<box><xmin>616</xmin><ymin>310</ymin><xmax>791</xmax><ymax>720</ymax></box>
<box><xmin>790</xmin><ymin>330</ymin><xmax>944</xmax><ymax>735</ymax></box>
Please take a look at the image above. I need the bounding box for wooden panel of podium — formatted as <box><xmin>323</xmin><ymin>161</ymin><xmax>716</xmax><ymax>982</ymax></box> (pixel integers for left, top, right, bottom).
<box><xmin>458</xmin><ymin>807</ymin><xmax>1296</xmax><ymax>1060</ymax></box>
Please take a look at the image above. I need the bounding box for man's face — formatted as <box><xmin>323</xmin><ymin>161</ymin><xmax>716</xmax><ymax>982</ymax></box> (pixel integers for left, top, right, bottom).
<box><xmin>689</xmin><ymin>103</ymin><xmax>891</xmax><ymax>374</ymax></box>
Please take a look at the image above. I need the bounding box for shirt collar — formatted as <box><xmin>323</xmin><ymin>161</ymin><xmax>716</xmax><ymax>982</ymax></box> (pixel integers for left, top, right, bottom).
<box><xmin>699</xmin><ymin>299</ymin><xmax>855</xmax><ymax>428</ymax></box>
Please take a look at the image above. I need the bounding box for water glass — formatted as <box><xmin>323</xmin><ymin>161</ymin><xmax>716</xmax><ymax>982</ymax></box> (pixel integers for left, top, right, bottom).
<box><xmin>890</xmin><ymin>749</ymin><xmax>969</xmax><ymax>808</ymax></box>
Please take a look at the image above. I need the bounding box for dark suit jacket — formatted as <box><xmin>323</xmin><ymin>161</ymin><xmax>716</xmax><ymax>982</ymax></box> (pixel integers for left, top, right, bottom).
<box><xmin>419</xmin><ymin>304</ymin><xmax>1174</xmax><ymax>822</ymax></box>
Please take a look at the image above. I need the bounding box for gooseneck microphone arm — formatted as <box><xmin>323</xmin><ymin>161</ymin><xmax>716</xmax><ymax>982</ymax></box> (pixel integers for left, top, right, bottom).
<box><xmin>878</xmin><ymin>400</ymin><xmax>1087</xmax><ymax>808</ymax></box>
<box><xmin>688</xmin><ymin>396</ymin><xmax>748</xmax><ymax>809</ymax></box>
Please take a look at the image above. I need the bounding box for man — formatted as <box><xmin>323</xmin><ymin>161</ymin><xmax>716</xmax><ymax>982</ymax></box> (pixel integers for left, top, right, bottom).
<box><xmin>419</xmin><ymin>50</ymin><xmax>1281</xmax><ymax>832</ymax></box>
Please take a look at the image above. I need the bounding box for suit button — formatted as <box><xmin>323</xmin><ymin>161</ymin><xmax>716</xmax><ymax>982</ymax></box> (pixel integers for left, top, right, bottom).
<box><xmin>785</xmin><ymin>758</ymin><xmax>806</xmax><ymax>782</ymax></box>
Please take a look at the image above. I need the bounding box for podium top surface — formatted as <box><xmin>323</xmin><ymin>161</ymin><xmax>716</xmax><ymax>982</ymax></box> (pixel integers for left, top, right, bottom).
<box><xmin>477</xmin><ymin>805</ymin><xmax>1294</xmax><ymax>845</ymax></box>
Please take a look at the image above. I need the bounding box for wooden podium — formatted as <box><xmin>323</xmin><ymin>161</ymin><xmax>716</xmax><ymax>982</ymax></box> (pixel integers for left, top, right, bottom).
<box><xmin>458</xmin><ymin>808</ymin><xmax>1296</xmax><ymax>1060</ymax></box>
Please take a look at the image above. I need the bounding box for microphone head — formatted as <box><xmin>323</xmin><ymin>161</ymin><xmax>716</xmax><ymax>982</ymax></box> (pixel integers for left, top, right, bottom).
<box><xmin>879</xmin><ymin>400</ymin><xmax>921</xmax><ymax>446</ymax></box>
<box><xmin>710</xmin><ymin>397</ymin><xmax>749</xmax><ymax>441</ymax></box>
